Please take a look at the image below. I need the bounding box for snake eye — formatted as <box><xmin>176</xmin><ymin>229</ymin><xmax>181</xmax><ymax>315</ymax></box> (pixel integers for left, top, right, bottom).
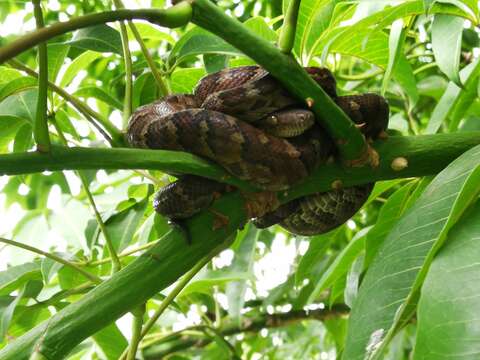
<box><xmin>267</xmin><ymin>115</ymin><xmax>278</xmax><ymax>125</ymax></box>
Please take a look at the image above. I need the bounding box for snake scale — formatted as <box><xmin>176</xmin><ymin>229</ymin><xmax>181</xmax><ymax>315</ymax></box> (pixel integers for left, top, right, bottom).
<box><xmin>127</xmin><ymin>65</ymin><xmax>389</xmax><ymax>236</ymax></box>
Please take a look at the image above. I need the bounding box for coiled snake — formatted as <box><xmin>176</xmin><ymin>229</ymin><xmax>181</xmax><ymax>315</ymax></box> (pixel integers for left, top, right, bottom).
<box><xmin>127</xmin><ymin>65</ymin><xmax>389</xmax><ymax>236</ymax></box>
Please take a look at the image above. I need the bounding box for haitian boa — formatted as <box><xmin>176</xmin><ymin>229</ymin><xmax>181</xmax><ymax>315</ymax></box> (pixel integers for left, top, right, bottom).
<box><xmin>127</xmin><ymin>65</ymin><xmax>389</xmax><ymax>236</ymax></box>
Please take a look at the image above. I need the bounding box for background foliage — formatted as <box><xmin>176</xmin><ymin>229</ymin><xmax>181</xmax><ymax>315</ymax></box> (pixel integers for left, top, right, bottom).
<box><xmin>1</xmin><ymin>0</ymin><xmax>480</xmax><ymax>359</ymax></box>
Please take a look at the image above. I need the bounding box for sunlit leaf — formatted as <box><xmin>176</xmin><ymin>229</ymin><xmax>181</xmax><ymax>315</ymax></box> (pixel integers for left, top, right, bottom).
<box><xmin>66</xmin><ymin>25</ymin><xmax>122</xmax><ymax>54</ymax></box>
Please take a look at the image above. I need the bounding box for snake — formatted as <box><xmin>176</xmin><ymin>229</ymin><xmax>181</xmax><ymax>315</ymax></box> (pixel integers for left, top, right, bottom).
<box><xmin>126</xmin><ymin>65</ymin><xmax>389</xmax><ymax>236</ymax></box>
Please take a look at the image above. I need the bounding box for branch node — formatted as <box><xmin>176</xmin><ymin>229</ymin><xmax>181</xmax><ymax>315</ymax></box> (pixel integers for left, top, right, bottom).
<box><xmin>391</xmin><ymin>157</ymin><xmax>408</xmax><ymax>171</ymax></box>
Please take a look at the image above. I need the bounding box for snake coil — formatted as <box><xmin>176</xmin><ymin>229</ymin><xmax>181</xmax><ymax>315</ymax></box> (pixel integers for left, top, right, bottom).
<box><xmin>127</xmin><ymin>65</ymin><xmax>389</xmax><ymax>236</ymax></box>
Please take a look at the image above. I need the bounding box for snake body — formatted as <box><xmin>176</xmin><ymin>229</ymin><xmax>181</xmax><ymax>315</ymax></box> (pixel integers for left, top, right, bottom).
<box><xmin>127</xmin><ymin>66</ymin><xmax>389</xmax><ymax>236</ymax></box>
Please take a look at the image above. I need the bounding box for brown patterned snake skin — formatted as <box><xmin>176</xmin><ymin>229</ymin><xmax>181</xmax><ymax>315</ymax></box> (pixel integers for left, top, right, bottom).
<box><xmin>127</xmin><ymin>65</ymin><xmax>389</xmax><ymax>236</ymax></box>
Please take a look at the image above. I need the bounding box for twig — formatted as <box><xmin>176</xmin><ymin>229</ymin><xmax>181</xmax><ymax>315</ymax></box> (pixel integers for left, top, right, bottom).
<box><xmin>278</xmin><ymin>0</ymin><xmax>301</xmax><ymax>54</ymax></box>
<box><xmin>0</xmin><ymin>4</ymin><xmax>193</xmax><ymax>64</ymax></box>
<box><xmin>0</xmin><ymin>237</ymin><xmax>101</xmax><ymax>284</ymax></box>
<box><xmin>32</xmin><ymin>0</ymin><xmax>51</xmax><ymax>153</ymax></box>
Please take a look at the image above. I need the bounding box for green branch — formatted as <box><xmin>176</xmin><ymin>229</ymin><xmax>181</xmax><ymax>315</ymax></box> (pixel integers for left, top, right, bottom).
<box><xmin>0</xmin><ymin>134</ymin><xmax>479</xmax><ymax>200</ymax></box>
<box><xmin>190</xmin><ymin>0</ymin><xmax>368</xmax><ymax>163</ymax></box>
<box><xmin>32</xmin><ymin>0</ymin><xmax>51</xmax><ymax>153</ymax></box>
<box><xmin>0</xmin><ymin>238</ymin><xmax>101</xmax><ymax>284</ymax></box>
<box><xmin>278</xmin><ymin>0</ymin><xmax>301</xmax><ymax>53</ymax></box>
<box><xmin>0</xmin><ymin>3</ymin><xmax>192</xmax><ymax>64</ymax></box>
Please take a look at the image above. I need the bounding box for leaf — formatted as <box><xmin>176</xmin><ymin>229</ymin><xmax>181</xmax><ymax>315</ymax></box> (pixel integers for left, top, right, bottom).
<box><xmin>0</xmin><ymin>262</ymin><xmax>41</xmax><ymax>296</ymax></box>
<box><xmin>105</xmin><ymin>198</ymin><xmax>148</xmax><ymax>252</ymax></box>
<box><xmin>428</xmin><ymin>0</ymin><xmax>479</xmax><ymax>20</ymax></box>
<box><xmin>307</xmin><ymin>228</ymin><xmax>368</xmax><ymax>303</ymax></box>
<box><xmin>13</xmin><ymin>123</ymin><xmax>33</xmax><ymax>153</ymax></box>
<box><xmin>170</xmin><ymin>67</ymin><xmax>206</xmax><ymax>94</ymax></box>
<box><xmin>169</xmin><ymin>27</ymin><xmax>242</xmax><ymax>65</ymax></box>
<box><xmin>125</xmin><ymin>23</ymin><xmax>175</xmax><ymax>44</ymax></box>
<box><xmin>132</xmin><ymin>72</ymin><xmax>158</xmax><ymax>109</ymax></box>
<box><xmin>73</xmin><ymin>86</ymin><xmax>123</xmax><ymax>110</ymax></box>
<box><xmin>243</xmin><ymin>17</ymin><xmax>277</xmax><ymax>42</ymax></box>
<box><xmin>0</xmin><ymin>115</ymin><xmax>27</xmax><ymax>153</ymax></box>
<box><xmin>0</xmin><ymin>288</ymin><xmax>25</xmax><ymax>341</ymax></box>
<box><xmin>343</xmin><ymin>144</ymin><xmax>480</xmax><ymax>360</ymax></box>
<box><xmin>426</xmin><ymin>59</ymin><xmax>480</xmax><ymax>134</ymax></box>
<box><xmin>203</xmin><ymin>54</ymin><xmax>228</xmax><ymax>74</ymax></box>
<box><xmin>41</xmin><ymin>256</ymin><xmax>65</xmax><ymax>284</ymax></box>
<box><xmin>365</xmin><ymin>182</ymin><xmax>417</xmax><ymax>267</ymax></box>
<box><xmin>179</xmin><ymin>270</ymin><xmax>250</xmax><ymax>297</ymax></box>
<box><xmin>296</xmin><ymin>229</ymin><xmax>340</xmax><ymax>286</ymax></box>
<box><xmin>414</xmin><ymin>201</ymin><xmax>480</xmax><ymax>359</ymax></box>
<box><xmin>0</xmin><ymin>77</ymin><xmax>37</xmax><ymax>103</ymax></box>
<box><xmin>226</xmin><ymin>225</ymin><xmax>258</xmax><ymax>320</ymax></box>
<box><xmin>59</xmin><ymin>51</ymin><xmax>103</xmax><ymax>88</ymax></box>
<box><xmin>93</xmin><ymin>323</ymin><xmax>128</xmax><ymax>360</ymax></box>
<box><xmin>47</xmin><ymin>43</ymin><xmax>70</xmax><ymax>83</ymax></box>
<box><xmin>66</xmin><ymin>25</ymin><xmax>122</xmax><ymax>54</ymax></box>
<box><xmin>0</xmin><ymin>89</ymin><xmax>38</xmax><ymax>123</ymax></box>
<box><xmin>344</xmin><ymin>253</ymin><xmax>364</xmax><ymax>308</ymax></box>
<box><xmin>381</xmin><ymin>19</ymin><xmax>406</xmax><ymax>95</ymax></box>
<box><xmin>0</xmin><ymin>66</ymin><xmax>22</xmax><ymax>85</ymax></box>
<box><xmin>432</xmin><ymin>14</ymin><xmax>463</xmax><ymax>86</ymax></box>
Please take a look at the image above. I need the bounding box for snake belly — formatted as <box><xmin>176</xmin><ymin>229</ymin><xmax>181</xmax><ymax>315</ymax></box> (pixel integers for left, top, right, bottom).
<box><xmin>126</xmin><ymin>66</ymin><xmax>389</xmax><ymax>236</ymax></box>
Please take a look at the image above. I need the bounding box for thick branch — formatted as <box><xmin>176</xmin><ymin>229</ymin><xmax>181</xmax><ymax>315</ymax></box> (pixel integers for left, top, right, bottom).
<box><xmin>0</xmin><ymin>3</ymin><xmax>192</xmax><ymax>64</ymax></box>
<box><xmin>0</xmin><ymin>134</ymin><xmax>478</xmax><ymax>199</ymax></box>
<box><xmin>142</xmin><ymin>305</ymin><xmax>349</xmax><ymax>358</ymax></box>
<box><xmin>190</xmin><ymin>0</ymin><xmax>368</xmax><ymax>162</ymax></box>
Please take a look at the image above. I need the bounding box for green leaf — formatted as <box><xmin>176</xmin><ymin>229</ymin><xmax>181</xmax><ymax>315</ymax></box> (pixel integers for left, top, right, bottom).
<box><xmin>365</xmin><ymin>182</ymin><xmax>417</xmax><ymax>267</ymax></box>
<box><xmin>0</xmin><ymin>67</ymin><xmax>22</xmax><ymax>85</ymax></box>
<box><xmin>179</xmin><ymin>270</ymin><xmax>250</xmax><ymax>297</ymax></box>
<box><xmin>13</xmin><ymin>123</ymin><xmax>33</xmax><ymax>153</ymax></box>
<box><xmin>203</xmin><ymin>54</ymin><xmax>228</xmax><ymax>74</ymax></box>
<box><xmin>59</xmin><ymin>51</ymin><xmax>103</xmax><ymax>88</ymax></box>
<box><xmin>105</xmin><ymin>199</ymin><xmax>148</xmax><ymax>252</ymax></box>
<box><xmin>73</xmin><ymin>86</ymin><xmax>123</xmax><ymax>110</ymax></box>
<box><xmin>244</xmin><ymin>17</ymin><xmax>277</xmax><ymax>42</ymax></box>
<box><xmin>92</xmin><ymin>323</ymin><xmax>128</xmax><ymax>360</ymax></box>
<box><xmin>344</xmin><ymin>253</ymin><xmax>364</xmax><ymax>308</ymax></box>
<box><xmin>381</xmin><ymin>19</ymin><xmax>406</xmax><ymax>95</ymax></box>
<box><xmin>414</xmin><ymin>201</ymin><xmax>480</xmax><ymax>359</ymax></box>
<box><xmin>296</xmin><ymin>229</ymin><xmax>339</xmax><ymax>286</ymax></box>
<box><xmin>426</xmin><ymin>59</ymin><xmax>480</xmax><ymax>134</ymax></box>
<box><xmin>11</xmin><ymin>212</ymin><xmax>50</xmax><ymax>266</ymax></box>
<box><xmin>432</xmin><ymin>14</ymin><xmax>463</xmax><ymax>86</ymax></box>
<box><xmin>66</xmin><ymin>25</ymin><xmax>122</xmax><ymax>54</ymax></box>
<box><xmin>41</xmin><ymin>256</ymin><xmax>65</xmax><ymax>285</ymax></box>
<box><xmin>0</xmin><ymin>262</ymin><xmax>41</xmax><ymax>296</ymax></box>
<box><xmin>0</xmin><ymin>89</ymin><xmax>38</xmax><ymax>123</ymax></box>
<box><xmin>0</xmin><ymin>115</ymin><xmax>27</xmax><ymax>153</ymax></box>
<box><xmin>226</xmin><ymin>225</ymin><xmax>258</xmax><ymax>320</ymax></box>
<box><xmin>307</xmin><ymin>228</ymin><xmax>368</xmax><ymax>304</ymax></box>
<box><xmin>132</xmin><ymin>72</ymin><xmax>158</xmax><ymax>108</ymax></box>
<box><xmin>0</xmin><ymin>77</ymin><xmax>37</xmax><ymax>103</ymax></box>
<box><xmin>343</xmin><ymin>144</ymin><xmax>480</xmax><ymax>360</ymax></box>
<box><xmin>169</xmin><ymin>27</ymin><xmax>242</xmax><ymax>65</ymax></box>
<box><xmin>125</xmin><ymin>23</ymin><xmax>175</xmax><ymax>44</ymax></box>
<box><xmin>47</xmin><ymin>44</ymin><xmax>70</xmax><ymax>83</ymax></box>
<box><xmin>171</xmin><ymin>67</ymin><xmax>206</xmax><ymax>94</ymax></box>
<box><xmin>0</xmin><ymin>288</ymin><xmax>25</xmax><ymax>341</ymax></box>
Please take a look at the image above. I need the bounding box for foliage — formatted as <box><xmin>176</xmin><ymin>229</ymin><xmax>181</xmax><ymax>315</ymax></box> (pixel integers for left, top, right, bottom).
<box><xmin>0</xmin><ymin>0</ymin><xmax>479</xmax><ymax>359</ymax></box>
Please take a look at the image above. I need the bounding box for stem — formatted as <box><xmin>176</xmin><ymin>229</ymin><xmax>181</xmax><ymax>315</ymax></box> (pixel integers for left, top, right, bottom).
<box><xmin>8</xmin><ymin>59</ymin><xmax>122</xmax><ymax>146</ymax></box>
<box><xmin>51</xmin><ymin>116</ymin><xmax>122</xmax><ymax>272</ymax></box>
<box><xmin>32</xmin><ymin>0</ymin><xmax>51</xmax><ymax>153</ymax></box>
<box><xmin>413</xmin><ymin>62</ymin><xmax>437</xmax><ymax>75</ymax></box>
<box><xmin>190</xmin><ymin>0</ymin><xmax>368</xmax><ymax>163</ymax></box>
<box><xmin>78</xmin><ymin>241</ymin><xmax>158</xmax><ymax>267</ymax></box>
<box><xmin>0</xmin><ymin>238</ymin><xmax>101</xmax><ymax>284</ymax></box>
<box><xmin>278</xmin><ymin>0</ymin><xmax>301</xmax><ymax>54</ymax></box>
<box><xmin>141</xmin><ymin>305</ymin><xmax>349</xmax><ymax>358</ymax></box>
<box><xmin>336</xmin><ymin>69</ymin><xmax>383</xmax><ymax>81</ymax></box>
<box><xmin>0</xmin><ymin>4</ymin><xmax>193</xmax><ymax>64</ymax></box>
<box><xmin>0</xmin><ymin>134</ymin><xmax>479</xmax><ymax>201</ymax></box>
<box><xmin>126</xmin><ymin>304</ymin><xmax>145</xmax><ymax>360</ymax></box>
<box><xmin>119</xmin><ymin>21</ymin><xmax>133</xmax><ymax>127</ymax></box>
